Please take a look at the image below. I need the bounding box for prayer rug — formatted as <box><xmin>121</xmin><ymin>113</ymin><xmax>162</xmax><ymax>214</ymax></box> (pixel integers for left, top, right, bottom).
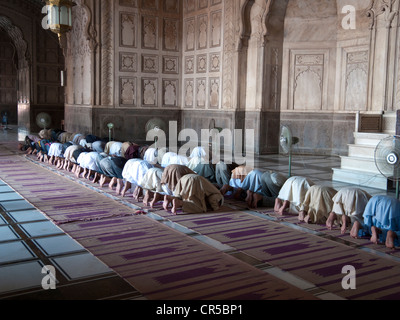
<box><xmin>2</xmin><ymin>148</ymin><xmax>400</xmax><ymax>300</ymax></box>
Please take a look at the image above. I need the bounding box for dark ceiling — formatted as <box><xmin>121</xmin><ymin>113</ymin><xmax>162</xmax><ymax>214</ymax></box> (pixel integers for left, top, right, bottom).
<box><xmin>26</xmin><ymin>0</ymin><xmax>45</xmax><ymax>9</ymax></box>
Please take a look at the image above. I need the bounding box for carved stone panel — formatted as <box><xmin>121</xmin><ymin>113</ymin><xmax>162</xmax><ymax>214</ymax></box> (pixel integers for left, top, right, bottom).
<box><xmin>197</xmin><ymin>15</ymin><xmax>208</xmax><ymax>50</ymax></box>
<box><xmin>209</xmin><ymin>53</ymin><xmax>220</xmax><ymax>72</ymax></box>
<box><xmin>163</xmin><ymin>79</ymin><xmax>179</xmax><ymax>107</ymax></box>
<box><xmin>142</xmin><ymin>78</ymin><xmax>158</xmax><ymax>106</ymax></box>
<box><xmin>196</xmin><ymin>78</ymin><xmax>207</xmax><ymax>108</ymax></box>
<box><xmin>293</xmin><ymin>53</ymin><xmax>324</xmax><ymax>111</ymax></box>
<box><xmin>142</xmin><ymin>16</ymin><xmax>158</xmax><ymax>50</ymax></box>
<box><xmin>141</xmin><ymin>0</ymin><xmax>158</xmax><ymax>10</ymax></box>
<box><xmin>198</xmin><ymin>0</ymin><xmax>208</xmax><ymax>10</ymax></box>
<box><xmin>120</xmin><ymin>52</ymin><xmax>138</xmax><ymax>72</ymax></box>
<box><xmin>344</xmin><ymin>50</ymin><xmax>369</xmax><ymax>111</ymax></box>
<box><xmin>184</xmin><ymin>79</ymin><xmax>194</xmax><ymax>108</ymax></box>
<box><xmin>163</xmin><ymin>56</ymin><xmax>179</xmax><ymax>74</ymax></box>
<box><xmin>185</xmin><ymin>18</ymin><xmax>196</xmax><ymax>51</ymax></box>
<box><xmin>142</xmin><ymin>54</ymin><xmax>159</xmax><ymax>73</ymax></box>
<box><xmin>163</xmin><ymin>19</ymin><xmax>179</xmax><ymax>52</ymax></box>
<box><xmin>119</xmin><ymin>0</ymin><xmax>137</xmax><ymax>7</ymax></box>
<box><xmin>210</xmin><ymin>10</ymin><xmax>221</xmax><ymax>48</ymax></box>
<box><xmin>120</xmin><ymin>12</ymin><xmax>137</xmax><ymax>48</ymax></box>
<box><xmin>209</xmin><ymin>77</ymin><xmax>220</xmax><ymax>109</ymax></box>
<box><xmin>185</xmin><ymin>0</ymin><xmax>196</xmax><ymax>13</ymax></box>
<box><xmin>197</xmin><ymin>54</ymin><xmax>207</xmax><ymax>73</ymax></box>
<box><xmin>164</xmin><ymin>0</ymin><xmax>179</xmax><ymax>13</ymax></box>
<box><xmin>120</xmin><ymin>77</ymin><xmax>137</xmax><ymax>106</ymax></box>
<box><xmin>185</xmin><ymin>56</ymin><xmax>195</xmax><ymax>74</ymax></box>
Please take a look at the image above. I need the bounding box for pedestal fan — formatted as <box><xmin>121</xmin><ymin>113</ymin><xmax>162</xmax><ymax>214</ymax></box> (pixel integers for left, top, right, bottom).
<box><xmin>36</xmin><ymin>112</ymin><xmax>52</xmax><ymax>130</ymax></box>
<box><xmin>280</xmin><ymin>125</ymin><xmax>300</xmax><ymax>178</ymax></box>
<box><xmin>375</xmin><ymin>135</ymin><xmax>400</xmax><ymax>199</ymax></box>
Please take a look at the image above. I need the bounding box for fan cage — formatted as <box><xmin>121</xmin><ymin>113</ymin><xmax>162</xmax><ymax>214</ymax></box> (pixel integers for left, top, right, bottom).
<box><xmin>374</xmin><ymin>136</ymin><xmax>400</xmax><ymax>181</ymax></box>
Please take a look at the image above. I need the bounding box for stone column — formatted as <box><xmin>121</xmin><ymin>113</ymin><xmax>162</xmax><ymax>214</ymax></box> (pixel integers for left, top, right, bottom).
<box><xmin>367</xmin><ymin>0</ymin><xmax>400</xmax><ymax>112</ymax></box>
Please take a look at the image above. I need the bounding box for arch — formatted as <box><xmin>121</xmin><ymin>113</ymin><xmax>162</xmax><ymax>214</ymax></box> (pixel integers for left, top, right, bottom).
<box><xmin>0</xmin><ymin>16</ymin><xmax>30</xmax><ymax>69</ymax></box>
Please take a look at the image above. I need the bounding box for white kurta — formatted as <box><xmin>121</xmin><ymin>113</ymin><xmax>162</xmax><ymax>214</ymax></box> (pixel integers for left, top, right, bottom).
<box><xmin>122</xmin><ymin>159</ymin><xmax>153</xmax><ymax>186</ymax></box>
<box><xmin>332</xmin><ymin>187</ymin><xmax>372</xmax><ymax>224</ymax></box>
<box><xmin>161</xmin><ymin>152</ymin><xmax>189</xmax><ymax>167</ymax></box>
<box><xmin>48</xmin><ymin>143</ymin><xmax>63</xmax><ymax>157</ymax></box>
<box><xmin>78</xmin><ymin>152</ymin><xmax>100</xmax><ymax>171</ymax></box>
<box><xmin>139</xmin><ymin>167</ymin><xmax>164</xmax><ymax>193</ymax></box>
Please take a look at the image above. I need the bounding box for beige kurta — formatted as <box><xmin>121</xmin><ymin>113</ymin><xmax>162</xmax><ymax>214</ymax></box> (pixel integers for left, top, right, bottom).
<box><xmin>174</xmin><ymin>174</ymin><xmax>224</xmax><ymax>214</ymax></box>
<box><xmin>331</xmin><ymin>187</ymin><xmax>372</xmax><ymax>224</ymax></box>
<box><xmin>121</xmin><ymin>142</ymin><xmax>133</xmax><ymax>159</ymax></box>
<box><xmin>64</xmin><ymin>145</ymin><xmax>82</xmax><ymax>163</ymax></box>
<box><xmin>300</xmin><ymin>185</ymin><xmax>337</xmax><ymax>224</ymax></box>
<box><xmin>160</xmin><ymin>164</ymin><xmax>195</xmax><ymax>192</ymax></box>
<box><xmin>104</xmin><ymin>141</ymin><xmax>115</xmax><ymax>155</ymax></box>
<box><xmin>278</xmin><ymin>176</ymin><xmax>315</xmax><ymax>213</ymax></box>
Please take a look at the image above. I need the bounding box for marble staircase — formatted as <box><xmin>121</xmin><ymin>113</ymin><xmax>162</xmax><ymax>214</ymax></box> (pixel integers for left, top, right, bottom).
<box><xmin>332</xmin><ymin>112</ymin><xmax>396</xmax><ymax>190</ymax></box>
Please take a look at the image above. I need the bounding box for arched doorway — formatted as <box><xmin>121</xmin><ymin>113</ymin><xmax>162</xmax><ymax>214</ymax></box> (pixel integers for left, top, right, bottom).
<box><xmin>0</xmin><ymin>31</ymin><xmax>18</xmax><ymax>125</ymax></box>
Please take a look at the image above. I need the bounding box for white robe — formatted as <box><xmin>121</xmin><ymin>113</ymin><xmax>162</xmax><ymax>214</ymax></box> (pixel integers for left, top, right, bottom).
<box><xmin>332</xmin><ymin>187</ymin><xmax>372</xmax><ymax>224</ymax></box>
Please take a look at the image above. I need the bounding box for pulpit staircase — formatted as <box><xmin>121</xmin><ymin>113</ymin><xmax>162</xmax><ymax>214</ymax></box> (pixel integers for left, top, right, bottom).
<box><xmin>332</xmin><ymin>112</ymin><xmax>396</xmax><ymax>190</ymax></box>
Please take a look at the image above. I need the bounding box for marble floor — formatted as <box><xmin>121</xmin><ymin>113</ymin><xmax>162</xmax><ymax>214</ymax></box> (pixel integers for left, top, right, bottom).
<box><xmin>0</xmin><ymin>125</ymin><xmax>395</xmax><ymax>301</ymax></box>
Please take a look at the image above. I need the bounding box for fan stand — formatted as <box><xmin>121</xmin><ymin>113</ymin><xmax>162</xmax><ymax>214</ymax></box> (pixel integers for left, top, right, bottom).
<box><xmin>288</xmin><ymin>151</ymin><xmax>293</xmax><ymax>178</ymax></box>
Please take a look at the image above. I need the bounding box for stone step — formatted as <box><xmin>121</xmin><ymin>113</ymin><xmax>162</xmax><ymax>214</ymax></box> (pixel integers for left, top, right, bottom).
<box><xmin>348</xmin><ymin>144</ymin><xmax>377</xmax><ymax>158</ymax></box>
<box><xmin>354</xmin><ymin>132</ymin><xmax>390</xmax><ymax>146</ymax></box>
<box><xmin>332</xmin><ymin>168</ymin><xmax>388</xmax><ymax>190</ymax></box>
<box><xmin>340</xmin><ymin>155</ymin><xmax>381</xmax><ymax>173</ymax></box>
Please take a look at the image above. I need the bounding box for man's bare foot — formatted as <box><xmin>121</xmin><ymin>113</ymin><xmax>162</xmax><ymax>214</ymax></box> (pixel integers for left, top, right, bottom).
<box><xmin>274</xmin><ymin>198</ymin><xmax>282</xmax><ymax>213</ymax></box>
<box><xmin>298</xmin><ymin>211</ymin><xmax>306</xmax><ymax>222</ymax></box>
<box><xmin>220</xmin><ymin>184</ymin><xmax>233</xmax><ymax>195</ymax></box>
<box><xmin>133</xmin><ymin>186</ymin><xmax>143</xmax><ymax>201</ymax></box>
<box><xmin>99</xmin><ymin>175</ymin><xmax>110</xmax><ymax>188</ymax></box>
<box><xmin>370</xmin><ymin>226</ymin><xmax>381</xmax><ymax>245</ymax></box>
<box><xmin>75</xmin><ymin>167</ymin><xmax>83</xmax><ymax>178</ymax></box>
<box><xmin>326</xmin><ymin>212</ymin><xmax>336</xmax><ymax>230</ymax></box>
<box><xmin>108</xmin><ymin>177</ymin><xmax>117</xmax><ymax>190</ymax></box>
<box><xmin>252</xmin><ymin>192</ymin><xmax>263</xmax><ymax>209</ymax></box>
<box><xmin>163</xmin><ymin>195</ymin><xmax>173</xmax><ymax>211</ymax></box>
<box><xmin>304</xmin><ymin>214</ymin><xmax>311</xmax><ymax>224</ymax></box>
<box><xmin>121</xmin><ymin>182</ymin><xmax>131</xmax><ymax>197</ymax></box>
<box><xmin>246</xmin><ymin>190</ymin><xmax>253</xmax><ymax>208</ymax></box>
<box><xmin>341</xmin><ymin>215</ymin><xmax>350</xmax><ymax>235</ymax></box>
<box><xmin>92</xmin><ymin>172</ymin><xmax>100</xmax><ymax>184</ymax></box>
<box><xmin>233</xmin><ymin>188</ymin><xmax>243</xmax><ymax>200</ymax></box>
<box><xmin>115</xmin><ymin>179</ymin><xmax>123</xmax><ymax>195</ymax></box>
<box><xmin>150</xmin><ymin>192</ymin><xmax>163</xmax><ymax>208</ymax></box>
<box><xmin>350</xmin><ymin>221</ymin><xmax>361</xmax><ymax>239</ymax></box>
<box><xmin>386</xmin><ymin>230</ymin><xmax>396</xmax><ymax>249</ymax></box>
<box><xmin>172</xmin><ymin>198</ymin><xmax>183</xmax><ymax>215</ymax></box>
<box><xmin>143</xmin><ymin>190</ymin><xmax>153</xmax><ymax>206</ymax></box>
<box><xmin>278</xmin><ymin>200</ymin><xmax>290</xmax><ymax>216</ymax></box>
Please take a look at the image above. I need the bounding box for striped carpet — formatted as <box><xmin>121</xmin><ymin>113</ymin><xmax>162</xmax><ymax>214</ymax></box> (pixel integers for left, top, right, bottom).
<box><xmin>0</xmin><ymin>145</ymin><xmax>315</xmax><ymax>300</ymax></box>
<box><xmin>1</xmin><ymin>142</ymin><xmax>400</xmax><ymax>300</ymax></box>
